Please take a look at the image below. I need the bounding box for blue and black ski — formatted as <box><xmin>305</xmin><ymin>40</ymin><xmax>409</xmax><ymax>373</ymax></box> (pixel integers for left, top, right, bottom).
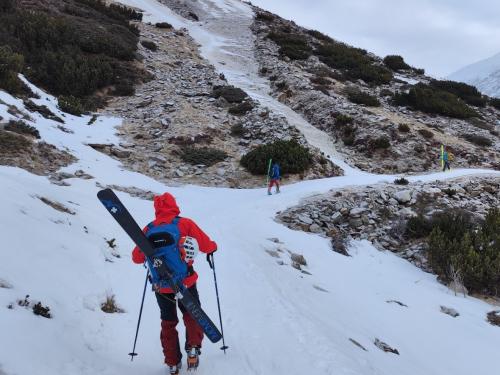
<box><xmin>97</xmin><ymin>188</ymin><xmax>222</xmax><ymax>343</ymax></box>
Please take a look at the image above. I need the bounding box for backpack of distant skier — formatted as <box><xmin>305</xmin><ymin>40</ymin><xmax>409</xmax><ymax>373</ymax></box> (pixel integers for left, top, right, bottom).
<box><xmin>145</xmin><ymin>218</ymin><xmax>187</xmax><ymax>288</ymax></box>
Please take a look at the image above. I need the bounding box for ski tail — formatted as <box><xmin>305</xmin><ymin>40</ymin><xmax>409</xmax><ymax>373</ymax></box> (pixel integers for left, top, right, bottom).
<box><xmin>97</xmin><ymin>189</ymin><xmax>223</xmax><ymax>343</ymax></box>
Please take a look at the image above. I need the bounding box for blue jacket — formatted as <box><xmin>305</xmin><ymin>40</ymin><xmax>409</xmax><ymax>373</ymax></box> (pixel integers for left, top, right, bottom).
<box><xmin>270</xmin><ymin>164</ymin><xmax>281</xmax><ymax>179</ymax></box>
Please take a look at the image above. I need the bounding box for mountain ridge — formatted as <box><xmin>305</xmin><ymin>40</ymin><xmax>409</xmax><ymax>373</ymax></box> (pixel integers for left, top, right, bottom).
<box><xmin>449</xmin><ymin>51</ymin><xmax>500</xmax><ymax>98</ymax></box>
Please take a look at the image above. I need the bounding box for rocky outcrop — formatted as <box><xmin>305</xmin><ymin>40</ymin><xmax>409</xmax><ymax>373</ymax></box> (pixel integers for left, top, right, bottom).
<box><xmin>0</xmin><ymin>128</ymin><xmax>75</xmax><ymax>176</ymax></box>
<box><xmin>104</xmin><ymin>22</ymin><xmax>341</xmax><ymax>188</ymax></box>
<box><xmin>278</xmin><ymin>176</ymin><xmax>500</xmax><ymax>269</ymax></box>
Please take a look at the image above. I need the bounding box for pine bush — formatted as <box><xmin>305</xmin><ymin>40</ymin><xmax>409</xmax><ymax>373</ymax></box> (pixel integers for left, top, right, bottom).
<box><xmin>394</xmin><ymin>83</ymin><xmax>478</xmax><ymax>119</ymax></box>
<box><xmin>383</xmin><ymin>55</ymin><xmax>411</xmax><ymax>71</ymax></box>
<box><xmin>240</xmin><ymin>140</ymin><xmax>312</xmax><ymax>175</ymax></box>
<box><xmin>425</xmin><ymin>209</ymin><xmax>500</xmax><ymax>295</ymax></box>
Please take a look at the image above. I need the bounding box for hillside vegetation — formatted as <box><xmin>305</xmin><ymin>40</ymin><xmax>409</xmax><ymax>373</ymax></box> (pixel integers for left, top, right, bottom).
<box><xmin>0</xmin><ymin>0</ymin><xmax>145</xmax><ymax>111</ymax></box>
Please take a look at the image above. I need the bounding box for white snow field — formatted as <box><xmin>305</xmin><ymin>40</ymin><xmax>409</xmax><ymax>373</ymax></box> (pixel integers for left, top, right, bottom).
<box><xmin>1</xmin><ymin>1</ymin><xmax>500</xmax><ymax>374</ymax></box>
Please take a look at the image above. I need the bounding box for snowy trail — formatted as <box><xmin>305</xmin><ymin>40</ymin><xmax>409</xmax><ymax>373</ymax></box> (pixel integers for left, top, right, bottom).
<box><xmin>118</xmin><ymin>0</ymin><xmax>357</xmax><ymax>175</ymax></box>
<box><xmin>1</xmin><ymin>2</ymin><xmax>500</xmax><ymax>375</ymax></box>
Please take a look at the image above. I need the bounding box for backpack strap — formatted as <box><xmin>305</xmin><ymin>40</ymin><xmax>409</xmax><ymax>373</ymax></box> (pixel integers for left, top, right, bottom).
<box><xmin>172</xmin><ymin>217</ymin><xmax>181</xmax><ymax>225</ymax></box>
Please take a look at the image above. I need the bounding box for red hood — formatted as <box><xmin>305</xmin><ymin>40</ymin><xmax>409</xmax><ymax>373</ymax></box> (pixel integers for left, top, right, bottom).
<box><xmin>154</xmin><ymin>192</ymin><xmax>180</xmax><ymax>223</ymax></box>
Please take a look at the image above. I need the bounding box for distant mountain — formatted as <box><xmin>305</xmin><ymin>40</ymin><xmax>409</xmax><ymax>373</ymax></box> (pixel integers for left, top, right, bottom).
<box><xmin>449</xmin><ymin>52</ymin><xmax>500</xmax><ymax>98</ymax></box>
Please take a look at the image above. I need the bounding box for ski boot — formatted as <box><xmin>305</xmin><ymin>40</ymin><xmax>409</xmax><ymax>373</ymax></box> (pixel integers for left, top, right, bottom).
<box><xmin>186</xmin><ymin>347</ymin><xmax>201</xmax><ymax>371</ymax></box>
<box><xmin>168</xmin><ymin>362</ymin><xmax>182</xmax><ymax>375</ymax></box>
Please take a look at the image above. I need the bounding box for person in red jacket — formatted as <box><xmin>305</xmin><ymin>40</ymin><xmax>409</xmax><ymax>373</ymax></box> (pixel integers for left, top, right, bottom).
<box><xmin>132</xmin><ymin>192</ymin><xmax>217</xmax><ymax>374</ymax></box>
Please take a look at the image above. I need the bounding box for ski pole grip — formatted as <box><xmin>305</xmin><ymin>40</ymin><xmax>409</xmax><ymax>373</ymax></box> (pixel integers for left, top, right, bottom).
<box><xmin>206</xmin><ymin>253</ymin><xmax>214</xmax><ymax>269</ymax></box>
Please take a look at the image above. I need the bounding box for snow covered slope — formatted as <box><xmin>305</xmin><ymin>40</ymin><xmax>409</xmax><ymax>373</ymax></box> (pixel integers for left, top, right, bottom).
<box><xmin>449</xmin><ymin>52</ymin><xmax>500</xmax><ymax>98</ymax></box>
<box><xmin>1</xmin><ymin>1</ymin><xmax>500</xmax><ymax>374</ymax></box>
<box><xmin>1</xmin><ymin>80</ymin><xmax>499</xmax><ymax>375</ymax></box>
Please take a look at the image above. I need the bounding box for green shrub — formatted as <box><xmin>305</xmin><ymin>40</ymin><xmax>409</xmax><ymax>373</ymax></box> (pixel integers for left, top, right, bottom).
<box><xmin>275</xmin><ymin>81</ymin><xmax>288</xmax><ymax>91</ymax></box>
<box><xmin>369</xmin><ymin>136</ymin><xmax>390</xmax><ymax>149</ymax></box>
<box><xmin>255</xmin><ymin>12</ymin><xmax>274</xmax><ymax>22</ymax></box>
<box><xmin>346</xmin><ymin>89</ymin><xmax>380</xmax><ymax>107</ymax></box>
<box><xmin>0</xmin><ymin>1</ymin><xmax>140</xmax><ymax>100</ymax></box>
<box><xmin>0</xmin><ymin>0</ymin><xmax>16</xmax><ymax>12</ymax></box>
<box><xmin>314</xmin><ymin>85</ymin><xmax>330</xmax><ymax>96</ymax></box>
<box><xmin>58</xmin><ymin>95</ymin><xmax>84</xmax><ymax>116</ymax></box>
<box><xmin>405</xmin><ymin>214</ymin><xmax>434</xmax><ymax>239</ymax></box>
<box><xmin>468</xmin><ymin>118</ymin><xmax>494</xmax><ymax>131</ymax></box>
<box><xmin>267</xmin><ymin>32</ymin><xmax>312</xmax><ymax>60</ymax></box>
<box><xmin>310</xmin><ymin>76</ymin><xmax>330</xmax><ymax>85</ymax></box>
<box><xmin>394</xmin><ymin>177</ymin><xmax>409</xmax><ymax>185</ymax></box>
<box><xmin>306</xmin><ymin>29</ymin><xmax>333</xmax><ymax>42</ymax></box>
<box><xmin>314</xmin><ymin>42</ymin><xmax>392</xmax><ymax>85</ymax></box>
<box><xmin>462</xmin><ymin>133</ymin><xmax>493</xmax><ymax>147</ymax></box>
<box><xmin>429</xmin><ymin>80</ymin><xmax>487</xmax><ymax>107</ymax></box>
<box><xmin>230</xmin><ymin>123</ymin><xmax>246</xmax><ymax>137</ymax></box>
<box><xmin>489</xmin><ymin>98</ymin><xmax>500</xmax><ymax>110</ymax></box>
<box><xmin>427</xmin><ymin>208</ymin><xmax>500</xmax><ymax>295</ymax></box>
<box><xmin>211</xmin><ymin>85</ymin><xmax>248</xmax><ymax>103</ymax></box>
<box><xmin>0</xmin><ymin>45</ymin><xmax>25</xmax><ymax>95</ymax></box>
<box><xmin>75</xmin><ymin>0</ymin><xmax>142</xmax><ymax>21</ymax></box>
<box><xmin>393</xmin><ymin>83</ymin><xmax>478</xmax><ymax>119</ymax></box>
<box><xmin>113</xmin><ymin>82</ymin><xmax>135</xmax><ymax>96</ymax></box>
<box><xmin>398</xmin><ymin>123</ymin><xmax>410</xmax><ymax>132</ymax></box>
<box><xmin>380</xmin><ymin>88</ymin><xmax>394</xmax><ymax>97</ymax></box>
<box><xmin>335</xmin><ymin>114</ymin><xmax>353</xmax><ymax>126</ymax></box>
<box><xmin>442</xmin><ymin>188</ymin><xmax>457</xmax><ymax>197</ymax></box>
<box><xmin>240</xmin><ymin>140</ymin><xmax>312</xmax><ymax>175</ymax></box>
<box><xmin>344</xmin><ymin>63</ymin><xmax>393</xmax><ymax>85</ymax></box>
<box><xmin>418</xmin><ymin>128</ymin><xmax>434</xmax><ymax>139</ymax></box>
<box><xmin>155</xmin><ymin>22</ymin><xmax>172</xmax><ymax>29</ymax></box>
<box><xmin>141</xmin><ymin>40</ymin><xmax>158</xmax><ymax>51</ymax></box>
<box><xmin>341</xmin><ymin>124</ymin><xmax>356</xmax><ymax>146</ymax></box>
<box><xmin>5</xmin><ymin>120</ymin><xmax>40</xmax><ymax>138</ymax></box>
<box><xmin>383</xmin><ymin>55</ymin><xmax>411</xmax><ymax>71</ymax></box>
<box><xmin>228</xmin><ymin>101</ymin><xmax>254</xmax><ymax>116</ymax></box>
<box><xmin>180</xmin><ymin>146</ymin><xmax>228</xmax><ymax>166</ymax></box>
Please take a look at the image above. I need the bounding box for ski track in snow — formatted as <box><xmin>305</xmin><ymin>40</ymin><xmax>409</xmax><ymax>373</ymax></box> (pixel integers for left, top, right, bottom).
<box><xmin>1</xmin><ymin>2</ymin><xmax>500</xmax><ymax>375</ymax></box>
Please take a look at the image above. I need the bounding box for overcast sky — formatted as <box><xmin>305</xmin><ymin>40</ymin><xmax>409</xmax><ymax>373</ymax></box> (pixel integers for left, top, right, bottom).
<box><xmin>249</xmin><ymin>0</ymin><xmax>500</xmax><ymax>77</ymax></box>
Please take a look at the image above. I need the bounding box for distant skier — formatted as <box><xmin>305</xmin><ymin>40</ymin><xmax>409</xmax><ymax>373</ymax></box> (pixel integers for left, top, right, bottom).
<box><xmin>440</xmin><ymin>149</ymin><xmax>454</xmax><ymax>172</ymax></box>
<box><xmin>131</xmin><ymin>192</ymin><xmax>218</xmax><ymax>375</ymax></box>
<box><xmin>267</xmin><ymin>161</ymin><xmax>281</xmax><ymax>195</ymax></box>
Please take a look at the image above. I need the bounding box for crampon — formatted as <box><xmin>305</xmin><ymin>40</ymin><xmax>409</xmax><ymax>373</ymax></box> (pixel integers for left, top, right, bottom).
<box><xmin>186</xmin><ymin>347</ymin><xmax>201</xmax><ymax>371</ymax></box>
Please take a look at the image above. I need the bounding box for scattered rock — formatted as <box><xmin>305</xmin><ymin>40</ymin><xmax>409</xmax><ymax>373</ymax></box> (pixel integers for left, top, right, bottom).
<box><xmin>487</xmin><ymin>311</ymin><xmax>500</xmax><ymax>327</ymax></box>
<box><xmin>265</xmin><ymin>249</ymin><xmax>280</xmax><ymax>258</ymax></box>
<box><xmin>38</xmin><ymin>197</ymin><xmax>75</xmax><ymax>215</ymax></box>
<box><xmin>0</xmin><ymin>278</ymin><xmax>13</xmax><ymax>289</ymax></box>
<box><xmin>440</xmin><ymin>306</ymin><xmax>460</xmax><ymax>318</ymax></box>
<box><xmin>313</xmin><ymin>285</ymin><xmax>329</xmax><ymax>293</ymax></box>
<box><xmin>290</xmin><ymin>253</ymin><xmax>307</xmax><ymax>266</ymax></box>
<box><xmin>374</xmin><ymin>338</ymin><xmax>399</xmax><ymax>355</ymax></box>
<box><xmin>349</xmin><ymin>338</ymin><xmax>368</xmax><ymax>352</ymax></box>
<box><xmin>394</xmin><ymin>190</ymin><xmax>412</xmax><ymax>204</ymax></box>
<box><xmin>386</xmin><ymin>300</ymin><xmax>408</xmax><ymax>308</ymax></box>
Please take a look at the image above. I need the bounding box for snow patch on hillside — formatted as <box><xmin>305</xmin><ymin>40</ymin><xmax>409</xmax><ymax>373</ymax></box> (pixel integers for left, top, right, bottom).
<box><xmin>449</xmin><ymin>52</ymin><xmax>500</xmax><ymax>98</ymax></box>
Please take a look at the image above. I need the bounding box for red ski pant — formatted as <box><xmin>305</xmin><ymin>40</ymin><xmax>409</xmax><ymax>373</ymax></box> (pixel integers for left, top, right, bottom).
<box><xmin>155</xmin><ymin>285</ymin><xmax>204</xmax><ymax>366</ymax></box>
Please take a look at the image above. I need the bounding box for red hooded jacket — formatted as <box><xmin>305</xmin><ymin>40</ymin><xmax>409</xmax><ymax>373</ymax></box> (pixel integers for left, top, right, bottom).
<box><xmin>132</xmin><ymin>192</ymin><xmax>217</xmax><ymax>293</ymax></box>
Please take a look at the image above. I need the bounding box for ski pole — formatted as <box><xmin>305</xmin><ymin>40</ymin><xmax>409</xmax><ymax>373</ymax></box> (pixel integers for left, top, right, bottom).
<box><xmin>207</xmin><ymin>253</ymin><xmax>229</xmax><ymax>353</ymax></box>
<box><xmin>129</xmin><ymin>270</ymin><xmax>149</xmax><ymax>361</ymax></box>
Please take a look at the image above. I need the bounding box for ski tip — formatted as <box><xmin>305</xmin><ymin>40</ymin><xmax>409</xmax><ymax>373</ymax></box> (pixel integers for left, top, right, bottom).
<box><xmin>97</xmin><ymin>188</ymin><xmax>113</xmax><ymax>198</ymax></box>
